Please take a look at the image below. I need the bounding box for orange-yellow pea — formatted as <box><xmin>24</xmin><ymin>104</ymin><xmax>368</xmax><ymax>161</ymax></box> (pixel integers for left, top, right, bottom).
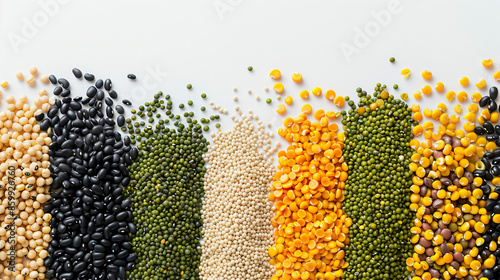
<box><xmin>324</xmin><ymin>89</ymin><xmax>335</xmax><ymax>100</ymax></box>
<box><xmin>270</xmin><ymin>69</ymin><xmax>281</xmax><ymax>79</ymax></box>
<box><xmin>454</xmin><ymin>105</ymin><xmax>462</xmax><ymax>114</ymax></box>
<box><xmin>284</xmin><ymin>96</ymin><xmax>293</xmax><ymax>105</ymax></box>
<box><xmin>491</xmin><ymin>112</ymin><xmax>499</xmax><ymax>123</ymax></box>
<box><xmin>457</xmin><ymin>91</ymin><xmax>468</xmax><ymax>102</ymax></box>
<box><xmin>301</xmin><ymin>104</ymin><xmax>312</xmax><ymax>114</ymax></box>
<box><xmin>291</xmin><ymin>73</ymin><xmax>302</xmax><ymax>83</ymax></box>
<box><xmin>276</xmin><ymin>104</ymin><xmax>286</xmax><ymax>114</ymax></box>
<box><xmin>476</xmin><ymin>79</ymin><xmax>486</xmax><ymax>89</ymax></box>
<box><xmin>460</xmin><ymin>76</ymin><xmax>469</xmax><ymax>87</ymax></box>
<box><xmin>450</xmin><ymin>115</ymin><xmax>460</xmax><ymax>124</ymax></box>
<box><xmin>437</xmin><ymin>103</ymin><xmax>447</xmax><ymax>112</ymax></box>
<box><xmin>483</xmin><ymin>59</ymin><xmax>493</xmax><ymax>68</ymax></box>
<box><xmin>411</xmin><ymin>104</ymin><xmax>420</xmax><ymax>112</ymax></box>
<box><xmin>422</xmin><ymin>70</ymin><xmax>432</xmax><ymax>80</ymax></box>
<box><xmin>446</xmin><ymin>91</ymin><xmax>455</xmax><ymax>101</ymax></box>
<box><xmin>334</xmin><ymin>96</ymin><xmax>345</xmax><ymax>107</ymax></box>
<box><xmin>435</xmin><ymin>82</ymin><xmax>444</xmax><ymax>92</ymax></box>
<box><xmin>401</xmin><ymin>68</ymin><xmax>411</xmax><ymax>79</ymax></box>
<box><xmin>414</xmin><ymin>91</ymin><xmax>422</xmax><ymax>100</ymax></box>
<box><xmin>468</xmin><ymin>103</ymin><xmax>479</xmax><ymax>113</ymax></box>
<box><xmin>494</xmin><ymin>71</ymin><xmax>500</xmax><ymax>82</ymax></box>
<box><xmin>422</xmin><ymin>85</ymin><xmax>432</xmax><ymax>95</ymax></box>
<box><xmin>300</xmin><ymin>90</ymin><xmax>309</xmax><ymax>99</ymax></box>
<box><xmin>413</xmin><ymin>125</ymin><xmax>423</xmax><ymax>136</ymax></box>
<box><xmin>439</xmin><ymin>114</ymin><xmax>449</xmax><ymax>125</ymax></box>
<box><xmin>423</xmin><ymin>108</ymin><xmax>432</xmax><ymax>118</ymax></box>
<box><xmin>273</xmin><ymin>83</ymin><xmax>284</xmax><ymax>94</ymax></box>
<box><xmin>471</xmin><ymin>92</ymin><xmax>482</xmax><ymax>103</ymax></box>
<box><xmin>312</xmin><ymin>87</ymin><xmax>322</xmax><ymax>96</ymax></box>
<box><xmin>413</xmin><ymin>112</ymin><xmax>423</xmax><ymax>122</ymax></box>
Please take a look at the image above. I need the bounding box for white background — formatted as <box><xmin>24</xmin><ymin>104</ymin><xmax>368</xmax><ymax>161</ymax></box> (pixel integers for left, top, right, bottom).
<box><xmin>1</xmin><ymin>0</ymin><xmax>500</xmax><ymax>146</ymax></box>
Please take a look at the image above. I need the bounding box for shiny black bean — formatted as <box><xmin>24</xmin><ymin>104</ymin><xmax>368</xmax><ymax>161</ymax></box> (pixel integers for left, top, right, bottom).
<box><xmin>95</xmin><ymin>79</ymin><xmax>103</xmax><ymax>88</ymax></box>
<box><xmin>105</xmin><ymin>79</ymin><xmax>112</xmax><ymax>90</ymax></box>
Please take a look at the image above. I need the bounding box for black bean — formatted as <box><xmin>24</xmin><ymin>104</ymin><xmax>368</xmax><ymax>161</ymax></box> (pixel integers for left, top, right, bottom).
<box><xmin>105</xmin><ymin>79</ymin><xmax>112</xmax><ymax>90</ymax></box>
<box><xmin>489</xmin><ymin>100</ymin><xmax>498</xmax><ymax>112</ymax></box>
<box><xmin>117</xmin><ymin>115</ymin><xmax>125</xmax><ymax>127</ymax></box>
<box><xmin>106</xmin><ymin>106</ymin><xmax>114</xmax><ymax>118</ymax></box>
<box><xmin>122</xmin><ymin>99</ymin><xmax>132</xmax><ymax>106</ymax></box>
<box><xmin>61</xmin><ymin>88</ymin><xmax>71</xmax><ymax>97</ymax></box>
<box><xmin>115</xmin><ymin>105</ymin><xmax>124</xmax><ymax>114</ymax></box>
<box><xmin>58</xmin><ymin>78</ymin><xmax>70</xmax><ymax>89</ymax></box>
<box><xmin>87</xmin><ymin>86</ymin><xmax>97</xmax><ymax>98</ymax></box>
<box><xmin>54</xmin><ymin>86</ymin><xmax>63</xmax><ymax>96</ymax></box>
<box><xmin>484</xmin><ymin>121</ymin><xmax>495</xmax><ymax>134</ymax></box>
<box><xmin>70</xmin><ymin>101</ymin><xmax>82</xmax><ymax>110</ymax></box>
<box><xmin>35</xmin><ymin>113</ymin><xmax>44</xmax><ymax>121</ymax></box>
<box><xmin>105</xmin><ymin>97</ymin><xmax>113</xmax><ymax>106</ymax></box>
<box><xmin>96</xmin><ymin>90</ymin><xmax>105</xmax><ymax>100</ymax></box>
<box><xmin>480</xmin><ymin>96</ymin><xmax>492</xmax><ymax>107</ymax></box>
<box><xmin>127</xmin><ymin>74</ymin><xmax>136</xmax><ymax>79</ymax></box>
<box><xmin>95</xmin><ymin>79</ymin><xmax>103</xmax><ymax>88</ymax></box>
<box><xmin>491</xmin><ymin>86</ymin><xmax>498</xmax><ymax>100</ymax></box>
<box><xmin>72</xmin><ymin>68</ymin><xmax>82</xmax><ymax>78</ymax></box>
<box><xmin>49</xmin><ymin>74</ymin><xmax>57</xmax><ymax>84</ymax></box>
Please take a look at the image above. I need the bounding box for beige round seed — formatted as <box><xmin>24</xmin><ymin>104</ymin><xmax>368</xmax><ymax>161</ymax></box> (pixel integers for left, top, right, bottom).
<box><xmin>39</xmin><ymin>75</ymin><xmax>49</xmax><ymax>84</ymax></box>
<box><xmin>16</xmin><ymin>72</ymin><xmax>24</xmax><ymax>80</ymax></box>
<box><xmin>26</xmin><ymin>76</ymin><xmax>36</xmax><ymax>86</ymax></box>
<box><xmin>0</xmin><ymin>81</ymin><xmax>8</xmax><ymax>88</ymax></box>
<box><xmin>29</xmin><ymin>66</ymin><xmax>38</xmax><ymax>76</ymax></box>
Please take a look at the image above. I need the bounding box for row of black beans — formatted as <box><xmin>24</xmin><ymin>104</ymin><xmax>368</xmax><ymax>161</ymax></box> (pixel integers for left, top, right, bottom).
<box><xmin>41</xmin><ymin>69</ymin><xmax>138</xmax><ymax>280</ymax></box>
<box><xmin>473</xmin><ymin>86</ymin><xmax>500</xmax><ymax>279</ymax></box>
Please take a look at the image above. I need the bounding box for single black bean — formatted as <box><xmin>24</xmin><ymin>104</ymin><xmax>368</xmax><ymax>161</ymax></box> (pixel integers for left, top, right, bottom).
<box><xmin>54</xmin><ymin>86</ymin><xmax>63</xmax><ymax>96</ymax></box>
<box><xmin>49</xmin><ymin>74</ymin><xmax>57</xmax><ymax>84</ymax></box>
<box><xmin>61</xmin><ymin>88</ymin><xmax>71</xmax><ymax>97</ymax></box>
<box><xmin>117</xmin><ymin>115</ymin><xmax>125</xmax><ymax>127</ymax></box>
<box><xmin>95</xmin><ymin>79</ymin><xmax>103</xmax><ymax>88</ymax></box>
<box><xmin>480</xmin><ymin>96</ymin><xmax>492</xmax><ymax>107</ymax></box>
<box><xmin>122</xmin><ymin>99</ymin><xmax>132</xmax><ymax>106</ymax></box>
<box><xmin>105</xmin><ymin>79</ymin><xmax>112</xmax><ymax>90</ymax></box>
<box><xmin>72</xmin><ymin>68</ymin><xmax>82</xmax><ymax>78</ymax></box>
<box><xmin>87</xmin><ymin>86</ymin><xmax>97</xmax><ymax>98</ymax></box>
<box><xmin>489</xmin><ymin>100</ymin><xmax>498</xmax><ymax>112</ymax></box>
<box><xmin>96</xmin><ymin>90</ymin><xmax>104</xmax><ymax>100</ymax></box>
<box><xmin>58</xmin><ymin>78</ymin><xmax>70</xmax><ymax>89</ymax></box>
<box><xmin>491</xmin><ymin>86</ymin><xmax>498</xmax><ymax>100</ymax></box>
<box><xmin>106</xmin><ymin>106</ymin><xmax>114</xmax><ymax>118</ymax></box>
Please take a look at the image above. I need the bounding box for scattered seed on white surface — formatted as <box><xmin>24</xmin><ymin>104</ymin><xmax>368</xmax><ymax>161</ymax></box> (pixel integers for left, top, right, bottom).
<box><xmin>15</xmin><ymin>72</ymin><xmax>24</xmax><ymax>80</ymax></box>
<box><xmin>233</xmin><ymin>96</ymin><xmax>238</xmax><ymax>101</ymax></box>
<box><xmin>256</xmin><ymin>96</ymin><xmax>260</xmax><ymax>101</ymax></box>
<box><xmin>248</xmin><ymin>89</ymin><xmax>252</xmax><ymax>94</ymax></box>
<box><xmin>26</xmin><ymin>77</ymin><xmax>35</xmax><ymax>86</ymax></box>
<box><xmin>223</xmin><ymin>109</ymin><xmax>228</xmax><ymax>114</ymax></box>
<box><xmin>40</xmin><ymin>75</ymin><xmax>49</xmax><ymax>84</ymax></box>
<box><xmin>29</xmin><ymin>66</ymin><xmax>38</xmax><ymax>76</ymax></box>
<box><xmin>264</xmin><ymin>87</ymin><xmax>269</xmax><ymax>92</ymax></box>
<box><xmin>276</xmin><ymin>96</ymin><xmax>281</xmax><ymax>100</ymax></box>
<box><xmin>233</xmin><ymin>87</ymin><xmax>237</xmax><ymax>92</ymax></box>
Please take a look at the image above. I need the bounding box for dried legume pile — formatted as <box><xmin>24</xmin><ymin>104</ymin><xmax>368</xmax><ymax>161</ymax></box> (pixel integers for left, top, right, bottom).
<box><xmin>125</xmin><ymin>92</ymin><xmax>207</xmax><ymax>280</ymax></box>
<box><xmin>201</xmin><ymin>109</ymin><xmax>274</xmax><ymax>280</ymax></box>
<box><xmin>269</xmin><ymin>109</ymin><xmax>350</xmax><ymax>280</ymax></box>
<box><xmin>471</xmin><ymin>86</ymin><xmax>500</xmax><ymax>279</ymax></box>
<box><xmin>0</xmin><ymin>91</ymin><xmax>52</xmax><ymax>280</ymax></box>
<box><xmin>341</xmin><ymin>87</ymin><xmax>414</xmax><ymax>279</ymax></box>
<box><xmin>408</xmin><ymin>133</ymin><xmax>486</xmax><ymax>280</ymax></box>
<box><xmin>42</xmin><ymin>70</ymin><xmax>137</xmax><ymax>280</ymax></box>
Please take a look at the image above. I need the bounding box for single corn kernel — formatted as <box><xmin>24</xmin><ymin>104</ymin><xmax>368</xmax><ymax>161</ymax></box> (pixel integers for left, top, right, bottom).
<box><xmin>437</xmin><ymin>103</ymin><xmax>447</xmax><ymax>112</ymax></box>
<box><xmin>284</xmin><ymin>96</ymin><xmax>293</xmax><ymax>105</ymax></box>
<box><xmin>471</xmin><ymin>92</ymin><xmax>482</xmax><ymax>103</ymax></box>
<box><xmin>454</xmin><ymin>105</ymin><xmax>462</xmax><ymax>114</ymax></box>
<box><xmin>300</xmin><ymin>90</ymin><xmax>309</xmax><ymax>99</ymax></box>
<box><xmin>276</xmin><ymin>104</ymin><xmax>286</xmax><ymax>114</ymax></box>
<box><xmin>422</xmin><ymin>70</ymin><xmax>432</xmax><ymax>80</ymax></box>
<box><xmin>468</xmin><ymin>103</ymin><xmax>479</xmax><ymax>113</ymax></box>
<box><xmin>494</xmin><ymin>71</ymin><xmax>500</xmax><ymax>82</ymax></box>
<box><xmin>460</xmin><ymin>76</ymin><xmax>469</xmax><ymax>87</ymax></box>
<box><xmin>401</xmin><ymin>92</ymin><xmax>409</xmax><ymax>100</ymax></box>
<box><xmin>435</xmin><ymin>82</ymin><xmax>444</xmax><ymax>92</ymax></box>
<box><xmin>312</xmin><ymin>87</ymin><xmax>322</xmax><ymax>96</ymax></box>
<box><xmin>301</xmin><ymin>104</ymin><xmax>312</xmax><ymax>114</ymax></box>
<box><xmin>476</xmin><ymin>79</ymin><xmax>486</xmax><ymax>89</ymax></box>
<box><xmin>457</xmin><ymin>91</ymin><xmax>468</xmax><ymax>102</ymax></box>
<box><xmin>423</xmin><ymin>108</ymin><xmax>432</xmax><ymax>118</ymax></box>
<box><xmin>401</xmin><ymin>68</ymin><xmax>411</xmax><ymax>78</ymax></box>
<box><xmin>413</xmin><ymin>112</ymin><xmax>423</xmax><ymax>122</ymax></box>
<box><xmin>422</xmin><ymin>85</ymin><xmax>432</xmax><ymax>95</ymax></box>
<box><xmin>0</xmin><ymin>81</ymin><xmax>8</xmax><ymax>88</ymax></box>
<box><xmin>483</xmin><ymin>59</ymin><xmax>493</xmax><ymax>68</ymax></box>
<box><xmin>412</xmin><ymin>104</ymin><xmax>420</xmax><ymax>112</ymax></box>
<box><xmin>414</xmin><ymin>91</ymin><xmax>422</xmax><ymax>100</ymax></box>
<box><xmin>270</xmin><ymin>69</ymin><xmax>281</xmax><ymax>79</ymax></box>
<box><xmin>291</xmin><ymin>73</ymin><xmax>302</xmax><ymax>83</ymax></box>
<box><xmin>325</xmin><ymin>89</ymin><xmax>335</xmax><ymax>100</ymax></box>
<box><xmin>446</xmin><ymin>91</ymin><xmax>455</xmax><ymax>101</ymax></box>
<box><xmin>334</xmin><ymin>96</ymin><xmax>345</xmax><ymax>107</ymax></box>
<box><xmin>273</xmin><ymin>83</ymin><xmax>284</xmax><ymax>93</ymax></box>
